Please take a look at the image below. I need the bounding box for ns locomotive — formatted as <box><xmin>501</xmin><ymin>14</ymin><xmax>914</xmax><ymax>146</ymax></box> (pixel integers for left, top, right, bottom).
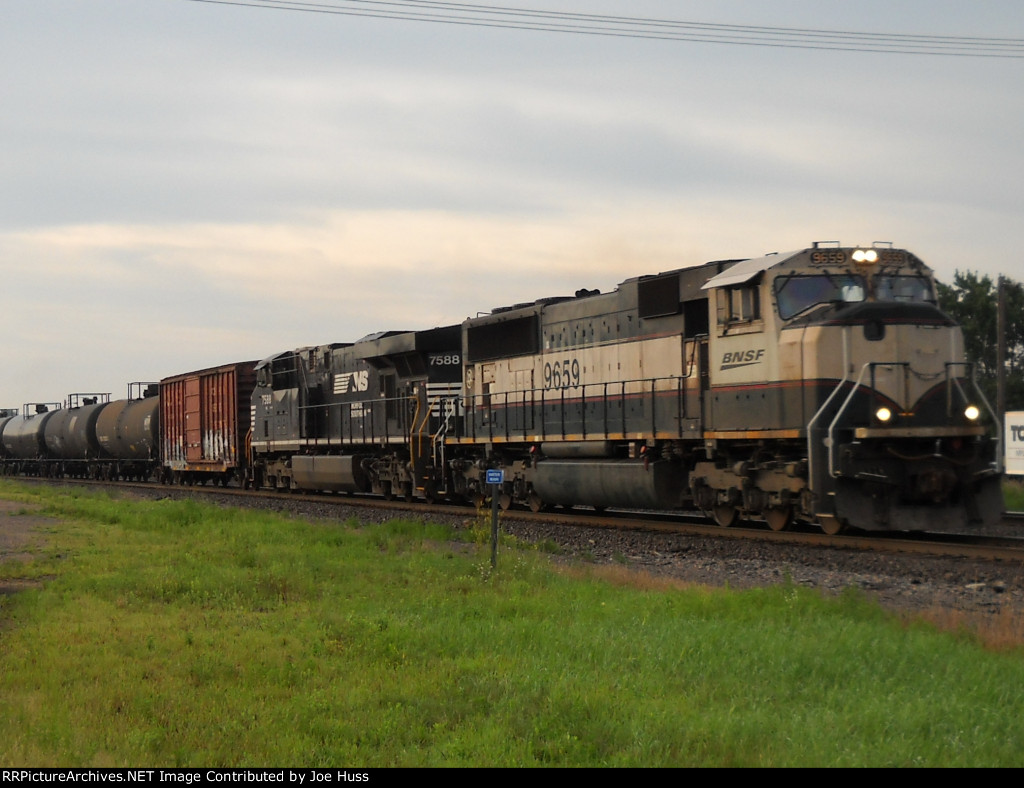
<box><xmin>0</xmin><ymin>242</ymin><xmax>1005</xmax><ymax>535</ymax></box>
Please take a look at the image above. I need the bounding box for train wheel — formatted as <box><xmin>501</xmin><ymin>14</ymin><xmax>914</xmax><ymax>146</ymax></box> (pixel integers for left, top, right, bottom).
<box><xmin>712</xmin><ymin>505</ymin><xmax>739</xmax><ymax>527</ymax></box>
<box><xmin>499</xmin><ymin>493</ymin><xmax>512</xmax><ymax>511</ymax></box>
<box><xmin>527</xmin><ymin>492</ymin><xmax>544</xmax><ymax>513</ymax></box>
<box><xmin>765</xmin><ymin>506</ymin><xmax>793</xmax><ymax>532</ymax></box>
<box><xmin>818</xmin><ymin>515</ymin><xmax>846</xmax><ymax>535</ymax></box>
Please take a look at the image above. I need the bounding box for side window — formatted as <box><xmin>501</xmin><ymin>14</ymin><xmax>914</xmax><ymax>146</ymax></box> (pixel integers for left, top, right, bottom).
<box><xmin>271</xmin><ymin>355</ymin><xmax>298</xmax><ymax>389</ymax></box>
<box><xmin>719</xmin><ymin>285</ymin><xmax>760</xmax><ymax>325</ymax></box>
<box><xmin>731</xmin><ymin>286</ymin><xmax>759</xmax><ymax>321</ymax></box>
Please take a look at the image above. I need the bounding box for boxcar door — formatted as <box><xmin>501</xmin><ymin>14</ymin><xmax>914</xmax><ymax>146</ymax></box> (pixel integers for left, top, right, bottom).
<box><xmin>184</xmin><ymin>377</ymin><xmax>202</xmax><ymax>462</ymax></box>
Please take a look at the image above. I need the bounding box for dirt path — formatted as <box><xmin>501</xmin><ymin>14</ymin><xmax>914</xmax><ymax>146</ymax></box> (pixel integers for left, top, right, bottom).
<box><xmin>0</xmin><ymin>499</ymin><xmax>53</xmax><ymax>596</ymax></box>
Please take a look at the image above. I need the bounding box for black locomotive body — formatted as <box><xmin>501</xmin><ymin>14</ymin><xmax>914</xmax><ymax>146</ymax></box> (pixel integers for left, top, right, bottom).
<box><xmin>248</xmin><ymin>325</ymin><xmax>462</xmax><ymax>499</ymax></box>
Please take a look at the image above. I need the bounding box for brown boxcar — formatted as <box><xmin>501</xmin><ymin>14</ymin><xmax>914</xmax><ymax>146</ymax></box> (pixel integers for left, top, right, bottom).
<box><xmin>160</xmin><ymin>361</ymin><xmax>258</xmax><ymax>485</ymax></box>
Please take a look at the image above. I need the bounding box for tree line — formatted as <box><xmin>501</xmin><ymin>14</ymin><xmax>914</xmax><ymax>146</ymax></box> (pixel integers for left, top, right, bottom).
<box><xmin>936</xmin><ymin>271</ymin><xmax>1024</xmax><ymax>414</ymax></box>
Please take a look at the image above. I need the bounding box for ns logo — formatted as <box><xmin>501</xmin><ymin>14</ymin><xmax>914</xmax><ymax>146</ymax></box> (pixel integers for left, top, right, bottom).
<box><xmin>335</xmin><ymin>370</ymin><xmax>370</xmax><ymax>394</ymax></box>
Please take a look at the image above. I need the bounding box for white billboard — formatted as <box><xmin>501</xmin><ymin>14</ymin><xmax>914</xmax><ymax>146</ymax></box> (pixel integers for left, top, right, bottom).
<box><xmin>1006</xmin><ymin>411</ymin><xmax>1024</xmax><ymax>476</ymax></box>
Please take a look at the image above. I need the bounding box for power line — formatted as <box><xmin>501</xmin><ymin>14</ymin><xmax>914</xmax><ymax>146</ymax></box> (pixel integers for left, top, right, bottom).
<box><xmin>180</xmin><ymin>0</ymin><xmax>1024</xmax><ymax>58</ymax></box>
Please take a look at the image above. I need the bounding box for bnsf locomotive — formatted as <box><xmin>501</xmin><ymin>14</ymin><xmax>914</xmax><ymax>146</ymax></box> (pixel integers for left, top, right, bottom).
<box><xmin>0</xmin><ymin>242</ymin><xmax>1005</xmax><ymax>534</ymax></box>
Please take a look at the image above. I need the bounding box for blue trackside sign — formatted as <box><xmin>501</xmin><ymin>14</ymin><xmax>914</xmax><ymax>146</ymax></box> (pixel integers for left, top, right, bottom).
<box><xmin>485</xmin><ymin>469</ymin><xmax>504</xmax><ymax>485</ymax></box>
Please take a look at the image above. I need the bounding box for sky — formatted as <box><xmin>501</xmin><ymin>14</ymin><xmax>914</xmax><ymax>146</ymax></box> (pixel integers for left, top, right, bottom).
<box><xmin>2</xmin><ymin>0</ymin><xmax>1022</xmax><ymax>409</ymax></box>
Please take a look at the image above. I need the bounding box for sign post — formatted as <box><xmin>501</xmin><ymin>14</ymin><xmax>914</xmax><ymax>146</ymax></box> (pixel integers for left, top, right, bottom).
<box><xmin>485</xmin><ymin>468</ymin><xmax>504</xmax><ymax>567</ymax></box>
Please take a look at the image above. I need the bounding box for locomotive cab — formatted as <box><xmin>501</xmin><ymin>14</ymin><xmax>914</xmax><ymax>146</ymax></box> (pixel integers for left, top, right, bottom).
<box><xmin>250</xmin><ymin>342</ymin><xmax>375</xmax><ymax>492</ymax></box>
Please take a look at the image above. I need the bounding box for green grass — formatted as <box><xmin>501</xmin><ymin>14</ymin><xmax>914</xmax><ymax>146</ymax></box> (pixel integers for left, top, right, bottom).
<box><xmin>1004</xmin><ymin>478</ymin><xmax>1024</xmax><ymax>512</ymax></box>
<box><xmin>2</xmin><ymin>480</ymin><xmax>1024</xmax><ymax>767</ymax></box>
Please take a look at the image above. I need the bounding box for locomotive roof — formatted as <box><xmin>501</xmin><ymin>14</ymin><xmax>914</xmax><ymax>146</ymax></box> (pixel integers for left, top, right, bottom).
<box><xmin>700</xmin><ymin>250</ymin><xmax>803</xmax><ymax>290</ymax></box>
<box><xmin>255</xmin><ymin>344</ymin><xmax>351</xmax><ymax>369</ymax></box>
<box><xmin>354</xmin><ymin>330</ymin><xmax>410</xmax><ymax>344</ymax></box>
<box><xmin>354</xmin><ymin>325</ymin><xmax>460</xmax><ymax>359</ymax></box>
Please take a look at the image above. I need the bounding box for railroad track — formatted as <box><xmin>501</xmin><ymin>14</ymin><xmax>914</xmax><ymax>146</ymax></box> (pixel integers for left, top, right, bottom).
<box><xmin>496</xmin><ymin>503</ymin><xmax>1024</xmax><ymax>564</ymax></box>
<box><xmin>11</xmin><ymin>477</ymin><xmax>1024</xmax><ymax>566</ymax></box>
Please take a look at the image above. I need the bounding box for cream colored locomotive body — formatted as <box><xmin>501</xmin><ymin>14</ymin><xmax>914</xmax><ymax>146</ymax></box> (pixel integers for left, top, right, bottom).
<box><xmin>453</xmin><ymin>243</ymin><xmax>1002</xmax><ymax>533</ymax></box>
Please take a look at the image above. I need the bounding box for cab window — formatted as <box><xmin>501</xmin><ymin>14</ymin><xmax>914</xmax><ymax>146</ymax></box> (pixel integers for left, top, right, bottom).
<box><xmin>774</xmin><ymin>274</ymin><xmax>866</xmax><ymax>320</ymax></box>
<box><xmin>874</xmin><ymin>275</ymin><xmax>935</xmax><ymax>303</ymax></box>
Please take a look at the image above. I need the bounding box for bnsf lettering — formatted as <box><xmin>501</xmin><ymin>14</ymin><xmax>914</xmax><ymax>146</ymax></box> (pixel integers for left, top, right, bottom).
<box><xmin>720</xmin><ymin>349</ymin><xmax>765</xmax><ymax>370</ymax></box>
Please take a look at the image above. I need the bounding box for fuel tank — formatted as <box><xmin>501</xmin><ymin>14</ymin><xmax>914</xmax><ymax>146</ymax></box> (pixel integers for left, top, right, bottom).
<box><xmin>531</xmin><ymin>459</ymin><xmax>686</xmax><ymax>510</ymax></box>
<box><xmin>291</xmin><ymin>455</ymin><xmax>370</xmax><ymax>493</ymax></box>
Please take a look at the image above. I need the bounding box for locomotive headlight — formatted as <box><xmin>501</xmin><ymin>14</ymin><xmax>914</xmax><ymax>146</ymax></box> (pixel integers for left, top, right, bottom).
<box><xmin>964</xmin><ymin>405</ymin><xmax>981</xmax><ymax>421</ymax></box>
<box><xmin>875</xmin><ymin>406</ymin><xmax>893</xmax><ymax>423</ymax></box>
<box><xmin>852</xmin><ymin>249</ymin><xmax>879</xmax><ymax>264</ymax></box>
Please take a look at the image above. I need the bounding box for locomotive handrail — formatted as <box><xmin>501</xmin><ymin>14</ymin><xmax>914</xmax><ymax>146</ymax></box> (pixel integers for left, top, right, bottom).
<box><xmin>821</xmin><ymin>359</ymin><xmax>1001</xmax><ymax>480</ymax></box>
<box><xmin>824</xmin><ymin>361</ymin><xmax>883</xmax><ymax>478</ymax></box>
<box><xmin>947</xmin><ymin>361</ymin><xmax>1003</xmax><ymax>474</ymax></box>
<box><xmin>244</xmin><ymin>427</ymin><xmax>253</xmax><ymax>470</ymax></box>
<box><xmin>806</xmin><ymin>327</ymin><xmax>852</xmax><ymax>492</ymax></box>
<box><xmin>430</xmin><ymin>398</ymin><xmax>454</xmax><ymax>492</ymax></box>
<box><xmin>411</xmin><ymin>394</ymin><xmax>440</xmax><ymax>480</ymax></box>
<box><xmin>456</xmin><ymin>375</ymin><xmax>689</xmax><ymax>443</ymax></box>
<box><xmin>408</xmin><ymin>393</ymin><xmax>424</xmax><ymax>468</ymax></box>
<box><xmin>299</xmin><ymin>394</ymin><xmax>416</xmax><ymax>447</ymax></box>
